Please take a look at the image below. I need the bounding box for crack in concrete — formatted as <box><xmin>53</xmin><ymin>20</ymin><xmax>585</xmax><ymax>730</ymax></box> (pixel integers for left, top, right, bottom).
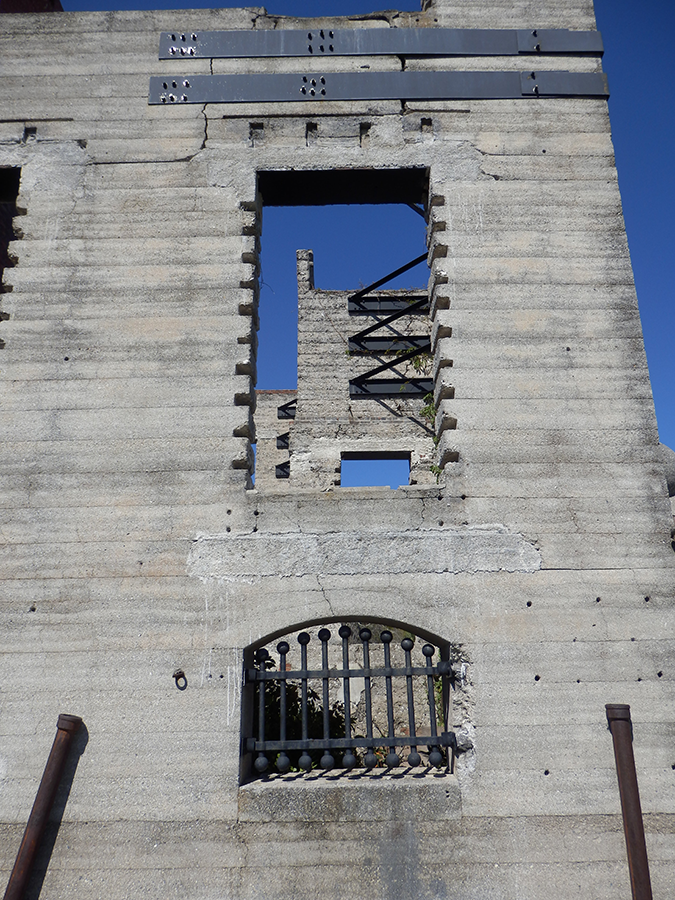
<box><xmin>316</xmin><ymin>574</ymin><xmax>335</xmax><ymax>616</ymax></box>
<box><xmin>200</xmin><ymin>103</ymin><xmax>209</xmax><ymax>151</ymax></box>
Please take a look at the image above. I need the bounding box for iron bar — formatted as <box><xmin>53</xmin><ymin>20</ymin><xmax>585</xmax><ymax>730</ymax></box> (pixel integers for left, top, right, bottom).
<box><xmin>319</xmin><ymin>628</ymin><xmax>334</xmax><ymax>769</ymax></box>
<box><xmin>349</xmin><ymin>336</ymin><xmax>430</xmax><ymax>354</ymax></box>
<box><xmin>149</xmin><ymin>70</ymin><xmax>609</xmax><ymax>106</ymax></box>
<box><xmin>381</xmin><ymin>631</ymin><xmax>400</xmax><ymax>767</ymax></box>
<box><xmin>606</xmin><ymin>704</ymin><xmax>653</xmax><ymax>900</ymax></box>
<box><xmin>248</xmin><ymin>664</ymin><xmax>442</xmax><ymax>681</ymax></box>
<box><xmin>253</xmin><ymin>649</ymin><xmax>269</xmax><ymax>773</ymax></box>
<box><xmin>349</xmin><ymin>294</ymin><xmax>429</xmax><ymax>316</ymax></box>
<box><xmin>246</xmin><ymin>733</ymin><xmax>457</xmax><ymax>752</ymax></box>
<box><xmin>339</xmin><ymin>625</ymin><xmax>356</xmax><ymax>769</ymax></box>
<box><xmin>3</xmin><ymin>714</ymin><xmax>82</xmax><ymax>900</ymax></box>
<box><xmin>424</xmin><ymin>644</ymin><xmax>444</xmax><ymax>768</ymax></box>
<box><xmin>158</xmin><ymin>28</ymin><xmax>604</xmax><ymax>61</ymax></box>
<box><xmin>349</xmin><ymin>377</ymin><xmax>433</xmax><ymax>398</ymax></box>
<box><xmin>360</xmin><ymin>628</ymin><xmax>377</xmax><ymax>768</ymax></box>
<box><xmin>402</xmin><ymin>638</ymin><xmax>421</xmax><ymax>767</ymax></box>
<box><xmin>276</xmin><ymin>642</ymin><xmax>290</xmax><ymax>774</ymax></box>
<box><xmin>298</xmin><ymin>632</ymin><xmax>311</xmax><ymax>772</ymax></box>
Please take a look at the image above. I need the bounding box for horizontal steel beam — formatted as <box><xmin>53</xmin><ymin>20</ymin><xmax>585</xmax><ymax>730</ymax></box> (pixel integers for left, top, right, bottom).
<box><xmin>276</xmin><ymin>399</ymin><xmax>297</xmax><ymax>419</ymax></box>
<box><xmin>149</xmin><ymin>70</ymin><xmax>609</xmax><ymax>104</ymax></box>
<box><xmin>349</xmin><ymin>377</ymin><xmax>433</xmax><ymax>397</ymax></box>
<box><xmin>349</xmin><ymin>295</ymin><xmax>429</xmax><ymax>315</ymax></box>
<box><xmin>159</xmin><ymin>27</ymin><xmax>603</xmax><ymax>60</ymax></box>
<box><xmin>349</xmin><ymin>336</ymin><xmax>431</xmax><ymax>353</ymax></box>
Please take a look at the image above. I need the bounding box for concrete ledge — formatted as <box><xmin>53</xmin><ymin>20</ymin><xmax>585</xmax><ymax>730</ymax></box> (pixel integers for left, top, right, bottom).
<box><xmin>238</xmin><ymin>771</ymin><xmax>460</xmax><ymax>823</ymax></box>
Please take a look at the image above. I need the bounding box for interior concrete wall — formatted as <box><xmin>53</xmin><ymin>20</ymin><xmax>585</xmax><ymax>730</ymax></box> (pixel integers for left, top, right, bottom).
<box><xmin>1</xmin><ymin>2</ymin><xmax>674</xmax><ymax>898</ymax></box>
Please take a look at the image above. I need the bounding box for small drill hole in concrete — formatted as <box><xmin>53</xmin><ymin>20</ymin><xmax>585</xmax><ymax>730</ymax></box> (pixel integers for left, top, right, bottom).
<box><xmin>658</xmin><ymin>671</ymin><xmax>663</xmax><ymax>677</ymax></box>
<box><xmin>544</xmin><ymin>770</ymin><xmax>550</xmax><ymax>775</ymax></box>
<box><xmin>526</xmin><ymin>601</ymin><xmax>532</xmax><ymax>607</ymax></box>
<box><xmin>534</xmin><ymin>675</ymin><xmax>540</xmax><ymax>681</ymax></box>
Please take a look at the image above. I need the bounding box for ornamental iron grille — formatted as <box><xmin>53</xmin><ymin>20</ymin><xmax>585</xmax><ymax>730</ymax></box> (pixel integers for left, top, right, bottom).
<box><xmin>242</xmin><ymin>624</ymin><xmax>455</xmax><ymax>777</ymax></box>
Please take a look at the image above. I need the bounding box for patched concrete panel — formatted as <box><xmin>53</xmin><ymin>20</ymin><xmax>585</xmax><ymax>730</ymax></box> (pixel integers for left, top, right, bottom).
<box><xmin>188</xmin><ymin>525</ymin><xmax>541</xmax><ymax>579</ymax></box>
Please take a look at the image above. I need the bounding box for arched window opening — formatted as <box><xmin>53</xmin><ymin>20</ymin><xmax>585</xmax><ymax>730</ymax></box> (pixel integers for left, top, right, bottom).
<box><xmin>240</xmin><ymin>622</ymin><xmax>456</xmax><ymax>781</ymax></box>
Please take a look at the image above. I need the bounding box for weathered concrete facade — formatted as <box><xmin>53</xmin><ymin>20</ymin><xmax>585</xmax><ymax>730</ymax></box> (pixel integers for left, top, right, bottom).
<box><xmin>1</xmin><ymin>1</ymin><xmax>674</xmax><ymax>898</ymax></box>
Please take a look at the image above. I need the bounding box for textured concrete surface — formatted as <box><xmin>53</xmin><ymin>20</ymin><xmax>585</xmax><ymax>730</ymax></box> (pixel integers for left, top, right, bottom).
<box><xmin>1</xmin><ymin>1</ymin><xmax>675</xmax><ymax>898</ymax></box>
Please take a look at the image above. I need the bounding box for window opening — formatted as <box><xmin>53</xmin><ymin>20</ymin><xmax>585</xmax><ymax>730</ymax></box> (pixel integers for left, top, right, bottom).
<box><xmin>0</xmin><ymin>168</ymin><xmax>20</xmax><ymax>350</ymax></box>
<box><xmin>242</xmin><ymin>623</ymin><xmax>455</xmax><ymax>780</ymax></box>
<box><xmin>0</xmin><ymin>168</ymin><xmax>20</xmax><ymax>295</ymax></box>
<box><xmin>257</xmin><ymin>205</ymin><xmax>428</xmax><ymax>391</ymax></box>
<box><xmin>254</xmin><ymin>167</ymin><xmax>430</xmax><ymax>487</ymax></box>
<box><xmin>340</xmin><ymin>453</ymin><xmax>410</xmax><ymax>488</ymax></box>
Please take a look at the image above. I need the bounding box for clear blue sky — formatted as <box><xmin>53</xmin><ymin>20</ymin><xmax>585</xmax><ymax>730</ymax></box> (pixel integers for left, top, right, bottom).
<box><xmin>60</xmin><ymin>0</ymin><xmax>675</xmax><ymax>455</ymax></box>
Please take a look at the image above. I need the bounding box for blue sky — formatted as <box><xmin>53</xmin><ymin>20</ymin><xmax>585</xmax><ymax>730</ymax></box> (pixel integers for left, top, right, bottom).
<box><xmin>60</xmin><ymin>0</ymin><xmax>675</xmax><ymax>458</ymax></box>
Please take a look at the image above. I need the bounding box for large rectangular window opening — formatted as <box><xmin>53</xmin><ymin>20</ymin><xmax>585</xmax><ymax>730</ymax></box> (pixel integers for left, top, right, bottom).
<box><xmin>252</xmin><ymin>166</ymin><xmax>431</xmax><ymax>489</ymax></box>
<box><xmin>256</xmin><ymin>168</ymin><xmax>430</xmax><ymax>390</ymax></box>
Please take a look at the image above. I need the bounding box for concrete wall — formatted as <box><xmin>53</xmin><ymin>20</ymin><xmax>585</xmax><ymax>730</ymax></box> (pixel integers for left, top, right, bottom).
<box><xmin>1</xmin><ymin>2</ymin><xmax>675</xmax><ymax>898</ymax></box>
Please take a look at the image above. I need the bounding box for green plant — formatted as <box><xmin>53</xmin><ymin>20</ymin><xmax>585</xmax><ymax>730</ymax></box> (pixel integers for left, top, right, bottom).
<box><xmin>419</xmin><ymin>392</ymin><xmax>436</xmax><ymax>424</ymax></box>
<box><xmin>430</xmin><ymin>464</ymin><xmax>443</xmax><ymax>483</ymax></box>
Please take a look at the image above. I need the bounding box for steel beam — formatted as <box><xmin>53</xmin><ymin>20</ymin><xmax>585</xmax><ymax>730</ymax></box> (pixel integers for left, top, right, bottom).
<box><xmin>349</xmin><ymin>378</ymin><xmax>433</xmax><ymax>397</ymax></box>
<box><xmin>348</xmin><ymin>336</ymin><xmax>431</xmax><ymax>353</ymax></box>
<box><xmin>159</xmin><ymin>27</ymin><xmax>603</xmax><ymax>60</ymax></box>
<box><xmin>349</xmin><ymin>296</ymin><xmax>430</xmax><ymax>315</ymax></box>
<box><xmin>149</xmin><ymin>70</ymin><xmax>609</xmax><ymax>105</ymax></box>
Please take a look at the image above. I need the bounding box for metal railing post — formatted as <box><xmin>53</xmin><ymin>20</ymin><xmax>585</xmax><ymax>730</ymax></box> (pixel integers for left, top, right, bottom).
<box><xmin>3</xmin><ymin>714</ymin><xmax>82</xmax><ymax>900</ymax></box>
<box><xmin>605</xmin><ymin>703</ymin><xmax>653</xmax><ymax>900</ymax></box>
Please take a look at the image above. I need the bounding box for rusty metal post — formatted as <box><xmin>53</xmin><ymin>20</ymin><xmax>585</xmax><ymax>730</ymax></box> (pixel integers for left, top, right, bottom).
<box><xmin>3</xmin><ymin>714</ymin><xmax>82</xmax><ymax>900</ymax></box>
<box><xmin>605</xmin><ymin>704</ymin><xmax>653</xmax><ymax>900</ymax></box>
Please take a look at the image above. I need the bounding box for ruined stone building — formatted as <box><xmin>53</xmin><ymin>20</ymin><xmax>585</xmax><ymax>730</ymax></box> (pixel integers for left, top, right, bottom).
<box><xmin>1</xmin><ymin>1</ymin><xmax>675</xmax><ymax>898</ymax></box>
